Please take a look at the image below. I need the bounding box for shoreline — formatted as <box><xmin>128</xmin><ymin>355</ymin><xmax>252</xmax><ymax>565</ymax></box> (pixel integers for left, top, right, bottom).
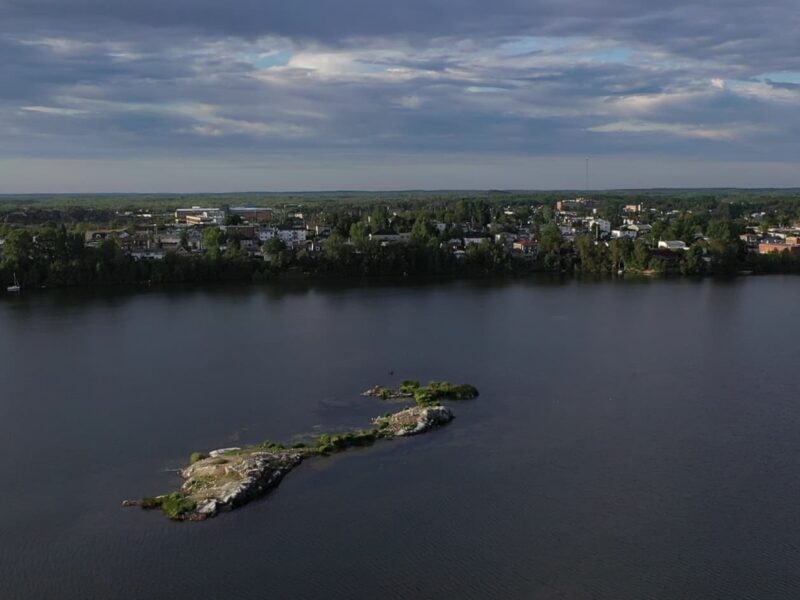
<box><xmin>2</xmin><ymin>268</ymin><xmax>791</xmax><ymax>300</ymax></box>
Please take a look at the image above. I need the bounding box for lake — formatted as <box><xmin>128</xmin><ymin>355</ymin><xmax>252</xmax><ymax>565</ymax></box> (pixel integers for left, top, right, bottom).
<box><xmin>2</xmin><ymin>276</ymin><xmax>800</xmax><ymax>599</ymax></box>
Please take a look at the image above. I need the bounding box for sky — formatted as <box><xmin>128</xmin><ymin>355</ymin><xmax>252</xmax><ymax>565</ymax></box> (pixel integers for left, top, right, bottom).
<box><xmin>1</xmin><ymin>0</ymin><xmax>799</xmax><ymax>192</ymax></box>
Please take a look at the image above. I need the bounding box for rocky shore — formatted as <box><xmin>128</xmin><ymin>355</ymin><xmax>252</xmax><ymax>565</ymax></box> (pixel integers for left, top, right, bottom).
<box><xmin>125</xmin><ymin>403</ymin><xmax>456</xmax><ymax>521</ymax></box>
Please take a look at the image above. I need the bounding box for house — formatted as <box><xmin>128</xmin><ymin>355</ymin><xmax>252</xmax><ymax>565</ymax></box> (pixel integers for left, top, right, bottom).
<box><xmin>222</xmin><ymin>225</ymin><xmax>256</xmax><ymax>240</ymax></box>
<box><xmin>84</xmin><ymin>229</ymin><xmax>128</xmax><ymax>244</ymax></box>
<box><xmin>369</xmin><ymin>231</ymin><xmax>410</xmax><ymax>244</ymax></box>
<box><xmin>628</xmin><ymin>223</ymin><xmax>652</xmax><ymax>235</ymax></box>
<box><xmin>464</xmin><ymin>235</ymin><xmax>491</xmax><ymax>246</ymax></box>
<box><xmin>308</xmin><ymin>224</ymin><xmax>332</xmax><ymax>237</ymax></box>
<box><xmin>257</xmin><ymin>227</ymin><xmax>278</xmax><ymax>242</ymax></box>
<box><xmin>785</xmin><ymin>235</ymin><xmax>800</xmax><ymax>246</ymax></box>
<box><xmin>512</xmin><ymin>239</ymin><xmax>538</xmax><ymax>256</ymax></box>
<box><xmin>130</xmin><ymin>249</ymin><xmax>166</xmax><ymax>261</ymax></box>
<box><xmin>739</xmin><ymin>233</ymin><xmax>760</xmax><ymax>249</ymax></box>
<box><xmin>558</xmin><ymin>225</ymin><xmax>577</xmax><ymax>241</ymax></box>
<box><xmin>278</xmin><ymin>229</ymin><xmax>308</xmax><ymax>245</ymax></box>
<box><xmin>185</xmin><ymin>228</ymin><xmax>204</xmax><ymax>250</ymax></box>
<box><xmin>494</xmin><ymin>232</ymin><xmax>518</xmax><ymax>244</ymax></box>
<box><xmin>585</xmin><ymin>218</ymin><xmax>611</xmax><ymax>234</ymax></box>
<box><xmin>759</xmin><ymin>242</ymin><xmax>800</xmax><ymax>255</ymax></box>
<box><xmin>611</xmin><ymin>228</ymin><xmax>637</xmax><ymax>239</ymax></box>
<box><xmin>658</xmin><ymin>240</ymin><xmax>688</xmax><ymax>251</ymax></box>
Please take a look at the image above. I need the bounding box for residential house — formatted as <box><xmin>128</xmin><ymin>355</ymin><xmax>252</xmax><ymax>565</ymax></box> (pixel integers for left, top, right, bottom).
<box><xmin>369</xmin><ymin>231</ymin><xmax>410</xmax><ymax>244</ymax></box>
<box><xmin>658</xmin><ymin>240</ymin><xmax>688</xmax><ymax>251</ymax></box>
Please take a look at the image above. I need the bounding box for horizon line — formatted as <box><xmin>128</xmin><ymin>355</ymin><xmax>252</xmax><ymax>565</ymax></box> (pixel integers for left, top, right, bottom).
<box><xmin>2</xmin><ymin>186</ymin><xmax>800</xmax><ymax>197</ymax></box>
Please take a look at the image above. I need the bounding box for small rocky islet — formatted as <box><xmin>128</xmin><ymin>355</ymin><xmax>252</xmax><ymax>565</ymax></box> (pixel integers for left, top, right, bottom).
<box><xmin>124</xmin><ymin>381</ymin><xmax>477</xmax><ymax>521</ymax></box>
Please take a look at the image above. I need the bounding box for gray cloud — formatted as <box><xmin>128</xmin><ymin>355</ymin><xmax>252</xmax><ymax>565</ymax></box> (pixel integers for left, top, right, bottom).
<box><xmin>0</xmin><ymin>0</ymin><xmax>799</xmax><ymax>189</ymax></box>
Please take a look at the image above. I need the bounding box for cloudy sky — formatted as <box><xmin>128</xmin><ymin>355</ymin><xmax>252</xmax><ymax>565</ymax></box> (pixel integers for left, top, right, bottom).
<box><xmin>1</xmin><ymin>0</ymin><xmax>799</xmax><ymax>191</ymax></box>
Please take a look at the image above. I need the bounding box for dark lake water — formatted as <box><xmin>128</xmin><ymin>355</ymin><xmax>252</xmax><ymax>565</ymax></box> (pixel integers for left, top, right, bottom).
<box><xmin>2</xmin><ymin>276</ymin><xmax>800</xmax><ymax>599</ymax></box>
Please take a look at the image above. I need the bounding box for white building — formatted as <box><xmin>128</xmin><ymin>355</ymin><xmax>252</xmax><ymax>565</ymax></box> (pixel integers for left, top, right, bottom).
<box><xmin>369</xmin><ymin>232</ymin><xmax>410</xmax><ymax>244</ymax></box>
<box><xmin>278</xmin><ymin>229</ymin><xmax>308</xmax><ymax>244</ymax></box>
<box><xmin>586</xmin><ymin>218</ymin><xmax>611</xmax><ymax>234</ymax></box>
<box><xmin>464</xmin><ymin>236</ymin><xmax>491</xmax><ymax>246</ymax></box>
<box><xmin>658</xmin><ymin>240</ymin><xmax>688</xmax><ymax>251</ymax></box>
<box><xmin>611</xmin><ymin>228</ymin><xmax>637</xmax><ymax>239</ymax></box>
<box><xmin>175</xmin><ymin>207</ymin><xmax>226</xmax><ymax>225</ymax></box>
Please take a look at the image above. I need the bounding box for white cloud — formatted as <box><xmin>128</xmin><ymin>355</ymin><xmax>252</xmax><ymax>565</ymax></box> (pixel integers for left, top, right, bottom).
<box><xmin>19</xmin><ymin>106</ymin><xmax>89</xmax><ymax>116</ymax></box>
<box><xmin>587</xmin><ymin>120</ymin><xmax>739</xmax><ymax>140</ymax></box>
<box><xmin>728</xmin><ymin>81</ymin><xmax>800</xmax><ymax>104</ymax></box>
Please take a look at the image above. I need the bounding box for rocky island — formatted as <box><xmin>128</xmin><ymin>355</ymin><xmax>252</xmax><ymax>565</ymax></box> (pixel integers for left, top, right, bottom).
<box><xmin>125</xmin><ymin>382</ymin><xmax>476</xmax><ymax>521</ymax></box>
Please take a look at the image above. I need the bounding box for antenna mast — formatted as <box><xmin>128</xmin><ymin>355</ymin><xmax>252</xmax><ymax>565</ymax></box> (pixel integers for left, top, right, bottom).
<box><xmin>585</xmin><ymin>157</ymin><xmax>590</xmax><ymax>191</ymax></box>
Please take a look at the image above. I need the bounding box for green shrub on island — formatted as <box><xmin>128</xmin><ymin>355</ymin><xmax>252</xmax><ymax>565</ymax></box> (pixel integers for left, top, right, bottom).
<box><xmin>313</xmin><ymin>429</ymin><xmax>379</xmax><ymax>455</ymax></box>
<box><xmin>159</xmin><ymin>492</ymin><xmax>197</xmax><ymax>520</ymax></box>
<box><xmin>399</xmin><ymin>380</ymin><xmax>420</xmax><ymax>394</ymax></box>
<box><xmin>373</xmin><ymin>380</ymin><xmax>479</xmax><ymax>405</ymax></box>
<box><xmin>189</xmin><ymin>452</ymin><xmax>206</xmax><ymax>464</ymax></box>
<box><xmin>412</xmin><ymin>381</ymin><xmax>479</xmax><ymax>405</ymax></box>
<box><xmin>258</xmin><ymin>440</ymin><xmax>285</xmax><ymax>451</ymax></box>
<box><xmin>140</xmin><ymin>496</ymin><xmax>163</xmax><ymax>510</ymax></box>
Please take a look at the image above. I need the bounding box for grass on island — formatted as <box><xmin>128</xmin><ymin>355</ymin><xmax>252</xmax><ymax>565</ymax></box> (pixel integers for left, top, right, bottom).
<box><xmin>139</xmin><ymin>492</ymin><xmax>197</xmax><ymax>520</ymax></box>
<box><xmin>380</xmin><ymin>380</ymin><xmax>479</xmax><ymax>405</ymax></box>
<box><xmin>200</xmin><ymin>428</ymin><xmax>381</xmax><ymax>463</ymax></box>
<box><xmin>279</xmin><ymin>430</ymin><xmax>381</xmax><ymax>456</ymax></box>
<box><xmin>370</xmin><ymin>380</ymin><xmax>479</xmax><ymax>405</ymax></box>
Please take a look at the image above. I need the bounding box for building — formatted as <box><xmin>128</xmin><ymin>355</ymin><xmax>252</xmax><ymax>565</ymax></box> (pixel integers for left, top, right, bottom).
<box><xmin>758</xmin><ymin>242</ymin><xmax>800</xmax><ymax>255</ymax></box>
<box><xmin>278</xmin><ymin>229</ymin><xmax>308</xmax><ymax>245</ymax></box>
<box><xmin>175</xmin><ymin>207</ymin><xmax>226</xmax><ymax>225</ymax></box>
<box><xmin>369</xmin><ymin>231</ymin><xmax>410</xmax><ymax>244</ymax></box>
<box><xmin>658</xmin><ymin>240</ymin><xmax>688</xmax><ymax>251</ymax></box>
<box><xmin>130</xmin><ymin>249</ymin><xmax>166</xmax><ymax>261</ymax></box>
<box><xmin>229</xmin><ymin>207</ymin><xmax>273</xmax><ymax>222</ymax></box>
<box><xmin>222</xmin><ymin>225</ymin><xmax>256</xmax><ymax>240</ymax></box>
<box><xmin>512</xmin><ymin>239</ymin><xmax>538</xmax><ymax>255</ymax></box>
<box><xmin>739</xmin><ymin>233</ymin><xmax>760</xmax><ymax>249</ymax></box>
<box><xmin>611</xmin><ymin>228</ymin><xmax>637</xmax><ymax>239</ymax></box>
<box><xmin>556</xmin><ymin>198</ymin><xmax>597</xmax><ymax>212</ymax></box>
<box><xmin>308</xmin><ymin>224</ymin><xmax>332</xmax><ymax>237</ymax></box>
<box><xmin>464</xmin><ymin>235</ymin><xmax>491</xmax><ymax>246</ymax></box>
<box><xmin>585</xmin><ymin>218</ymin><xmax>611</xmax><ymax>234</ymax></box>
<box><xmin>84</xmin><ymin>229</ymin><xmax>129</xmax><ymax>244</ymax></box>
<box><xmin>494</xmin><ymin>232</ymin><xmax>518</xmax><ymax>244</ymax></box>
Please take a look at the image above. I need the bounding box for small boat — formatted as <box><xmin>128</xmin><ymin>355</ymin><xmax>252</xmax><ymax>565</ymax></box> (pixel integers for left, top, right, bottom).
<box><xmin>7</xmin><ymin>272</ymin><xmax>20</xmax><ymax>293</ymax></box>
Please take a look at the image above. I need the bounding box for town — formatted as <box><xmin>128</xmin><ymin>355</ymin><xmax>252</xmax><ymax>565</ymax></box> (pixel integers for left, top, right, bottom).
<box><xmin>2</xmin><ymin>191</ymin><xmax>800</xmax><ymax>290</ymax></box>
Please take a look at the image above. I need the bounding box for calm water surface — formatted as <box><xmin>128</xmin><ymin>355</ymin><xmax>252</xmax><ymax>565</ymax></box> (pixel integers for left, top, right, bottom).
<box><xmin>2</xmin><ymin>276</ymin><xmax>800</xmax><ymax>599</ymax></box>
